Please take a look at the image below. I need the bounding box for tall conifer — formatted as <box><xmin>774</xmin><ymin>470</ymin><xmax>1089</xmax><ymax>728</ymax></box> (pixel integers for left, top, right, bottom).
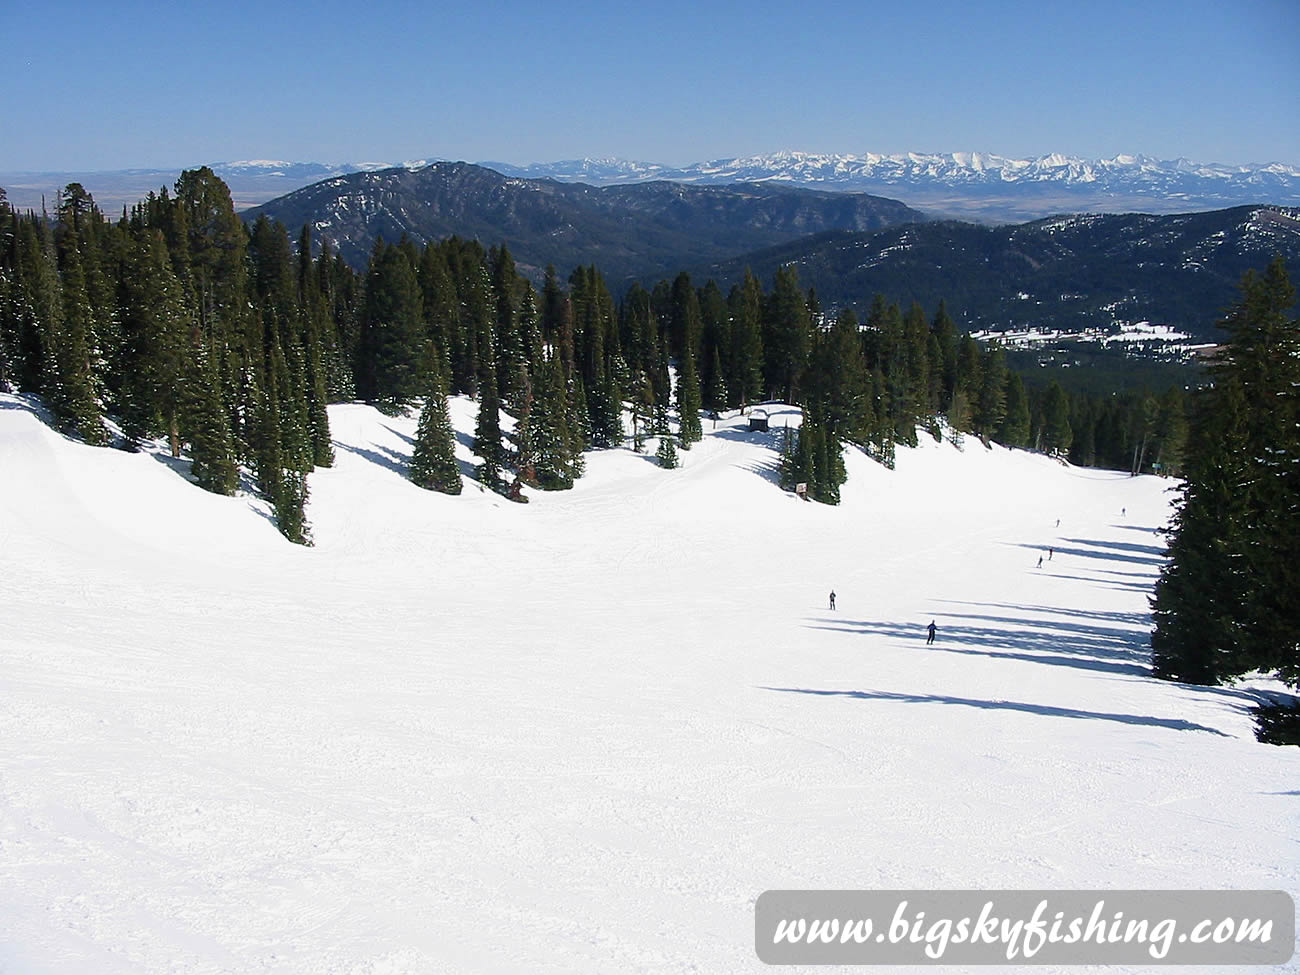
<box><xmin>410</xmin><ymin>368</ymin><xmax>462</xmax><ymax>495</ymax></box>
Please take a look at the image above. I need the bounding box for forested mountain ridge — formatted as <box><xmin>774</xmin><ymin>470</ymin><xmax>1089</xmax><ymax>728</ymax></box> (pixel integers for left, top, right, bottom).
<box><xmin>697</xmin><ymin>206</ymin><xmax>1300</xmax><ymax>343</ymax></box>
<box><xmin>242</xmin><ymin>162</ymin><xmax>923</xmax><ymax>280</ymax></box>
<box><xmin>241</xmin><ymin>161</ymin><xmax>1300</xmax><ymax>345</ymax></box>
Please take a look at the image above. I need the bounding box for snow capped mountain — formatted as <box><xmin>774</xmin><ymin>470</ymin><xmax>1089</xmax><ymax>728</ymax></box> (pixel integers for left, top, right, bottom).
<box><xmin>546</xmin><ymin>149</ymin><xmax>1300</xmax><ymax>189</ymax></box>
<box><xmin>200</xmin><ymin>149</ymin><xmax>1300</xmax><ymax>199</ymax></box>
<box><xmin>485</xmin><ymin>151</ymin><xmax>1300</xmax><ymax>219</ymax></box>
<box><xmin>477</xmin><ymin>157</ymin><xmax>673</xmax><ymax>183</ymax></box>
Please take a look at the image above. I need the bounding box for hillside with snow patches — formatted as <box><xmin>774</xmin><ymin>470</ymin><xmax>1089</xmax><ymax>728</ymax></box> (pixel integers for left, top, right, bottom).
<box><xmin>1</xmin><ymin>392</ymin><xmax>1296</xmax><ymax>974</ymax></box>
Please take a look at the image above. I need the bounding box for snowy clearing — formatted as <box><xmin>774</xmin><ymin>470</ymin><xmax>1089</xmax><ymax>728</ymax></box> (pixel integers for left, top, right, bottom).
<box><xmin>0</xmin><ymin>393</ymin><xmax>1295</xmax><ymax>974</ymax></box>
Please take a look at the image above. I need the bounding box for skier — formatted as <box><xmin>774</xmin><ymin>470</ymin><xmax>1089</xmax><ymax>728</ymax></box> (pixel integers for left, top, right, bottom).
<box><xmin>829</xmin><ymin>591</ymin><xmax>836</xmax><ymax>611</ymax></box>
<box><xmin>926</xmin><ymin>620</ymin><xmax>937</xmax><ymax>645</ymax></box>
<box><xmin>1048</xmin><ymin>547</ymin><xmax>1053</xmax><ymax>560</ymax></box>
<box><xmin>1037</xmin><ymin>555</ymin><xmax>1043</xmax><ymax>569</ymax></box>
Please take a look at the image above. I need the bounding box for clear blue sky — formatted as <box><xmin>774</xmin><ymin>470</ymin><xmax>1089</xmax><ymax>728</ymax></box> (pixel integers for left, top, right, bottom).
<box><xmin>3</xmin><ymin>0</ymin><xmax>1297</xmax><ymax>171</ymax></box>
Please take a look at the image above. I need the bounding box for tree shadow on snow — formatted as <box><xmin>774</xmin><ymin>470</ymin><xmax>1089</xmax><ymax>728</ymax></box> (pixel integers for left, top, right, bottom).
<box><xmin>333</xmin><ymin>440</ymin><xmax>409</xmax><ymax>477</ymax></box>
<box><xmin>807</xmin><ymin>612</ymin><xmax>1152</xmax><ymax>679</ymax></box>
<box><xmin>0</xmin><ymin>397</ymin><xmax>45</xmax><ymax>413</ymax></box>
<box><xmin>741</xmin><ymin>457</ymin><xmax>784</xmax><ymax>486</ymax></box>
<box><xmin>1011</xmin><ymin>541</ymin><xmax>1163</xmax><ymax>568</ymax></box>
<box><xmin>1113</xmin><ymin>524</ymin><xmax>1163</xmax><ymax>536</ymax></box>
<box><xmin>1061</xmin><ymin>536</ymin><xmax>1166</xmax><ymax>558</ymax></box>
<box><xmin>1035</xmin><ymin>572</ymin><xmax>1156</xmax><ymax>594</ymax></box>
<box><xmin>938</xmin><ymin>601</ymin><xmax>1150</xmax><ymax>627</ymax></box>
<box><xmin>709</xmin><ymin>426</ymin><xmax>789</xmax><ymax>487</ymax></box>
<box><xmin>809</xmin><ymin>599</ymin><xmax>1269</xmax><ymax>716</ymax></box>
<box><xmin>381</xmin><ymin>423</ymin><xmax>416</xmax><ymax>448</ymax></box>
<box><xmin>757</xmin><ymin>686</ymin><xmax>1230</xmax><ymax>736</ymax></box>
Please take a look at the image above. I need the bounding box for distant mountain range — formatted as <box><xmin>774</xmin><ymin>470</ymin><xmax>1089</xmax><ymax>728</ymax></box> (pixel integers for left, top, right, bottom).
<box><xmin>242</xmin><ymin>162</ymin><xmax>922</xmax><ymax>281</ymax></box>
<box><xmin>484</xmin><ymin>151</ymin><xmax>1300</xmax><ymax>221</ymax></box>
<box><xmin>4</xmin><ymin>150</ymin><xmax>1298</xmax><ymax>222</ymax></box>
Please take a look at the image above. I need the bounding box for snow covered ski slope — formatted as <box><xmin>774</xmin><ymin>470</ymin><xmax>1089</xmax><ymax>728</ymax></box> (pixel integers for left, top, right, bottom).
<box><xmin>1</xmin><ymin>393</ymin><xmax>1294</xmax><ymax>973</ymax></box>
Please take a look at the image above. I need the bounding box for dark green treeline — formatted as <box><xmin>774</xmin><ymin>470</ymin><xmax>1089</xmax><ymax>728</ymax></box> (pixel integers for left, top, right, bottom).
<box><xmin>1151</xmin><ymin>257</ymin><xmax>1299</xmax><ymax>689</ymax></box>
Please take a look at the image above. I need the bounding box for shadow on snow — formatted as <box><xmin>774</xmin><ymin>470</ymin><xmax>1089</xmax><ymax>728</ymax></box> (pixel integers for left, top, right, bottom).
<box><xmin>806</xmin><ymin>610</ymin><xmax>1152</xmax><ymax>679</ymax></box>
<box><xmin>1012</xmin><ymin>540</ymin><xmax>1164</xmax><ymax>567</ymax></box>
<box><xmin>758</xmin><ymin>686</ymin><xmax>1229</xmax><ymax>736</ymax></box>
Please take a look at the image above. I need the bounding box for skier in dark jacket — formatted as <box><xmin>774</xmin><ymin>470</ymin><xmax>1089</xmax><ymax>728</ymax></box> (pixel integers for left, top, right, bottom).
<box><xmin>926</xmin><ymin>620</ymin><xmax>937</xmax><ymax>645</ymax></box>
<box><xmin>829</xmin><ymin>591</ymin><xmax>836</xmax><ymax>610</ymax></box>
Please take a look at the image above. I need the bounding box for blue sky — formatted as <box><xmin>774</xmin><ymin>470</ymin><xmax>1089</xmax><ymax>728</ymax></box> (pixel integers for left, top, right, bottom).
<box><xmin>2</xmin><ymin>0</ymin><xmax>1297</xmax><ymax>171</ymax></box>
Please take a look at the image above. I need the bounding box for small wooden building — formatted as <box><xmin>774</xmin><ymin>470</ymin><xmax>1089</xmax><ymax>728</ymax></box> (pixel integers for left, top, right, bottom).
<box><xmin>748</xmin><ymin>409</ymin><xmax>769</xmax><ymax>433</ymax></box>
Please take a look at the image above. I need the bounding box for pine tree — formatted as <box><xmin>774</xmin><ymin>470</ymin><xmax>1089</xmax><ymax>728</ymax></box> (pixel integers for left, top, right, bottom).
<box><xmin>727</xmin><ymin>270</ymin><xmax>764</xmax><ymax>409</ymax></box>
<box><xmin>630</xmin><ymin>367</ymin><xmax>653</xmax><ymax>452</ymax></box>
<box><xmin>780</xmin><ymin>412</ymin><xmax>817</xmax><ymax>493</ymax></box>
<box><xmin>409</xmin><ymin>369</ymin><xmax>462</xmax><ymax>495</ymax></box>
<box><xmin>779</xmin><ymin>409</ymin><xmax>845</xmax><ymax>504</ymax></box>
<box><xmin>813</xmin><ymin>413</ymin><xmax>846</xmax><ymax>505</ymax></box>
<box><xmin>297</xmin><ymin>225</ymin><xmax>335</xmax><ymax>468</ymax></box>
<box><xmin>273</xmin><ymin>470</ymin><xmax>311</xmax><ymax>545</ymax></box>
<box><xmin>676</xmin><ymin>340</ymin><xmax>703</xmax><ymax>448</ymax></box>
<box><xmin>473</xmin><ymin>365</ymin><xmax>506</xmax><ymax>491</ymax></box>
<box><xmin>417</xmin><ymin>242</ymin><xmax>457</xmax><ymax>375</ymax></box>
<box><xmin>1151</xmin><ymin>386</ymin><xmax>1188</xmax><ymax>476</ymax></box>
<box><xmin>930</xmin><ymin>300</ymin><xmax>960</xmax><ymax>414</ymax></box>
<box><xmin>901</xmin><ymin>301</ymin><xmax>933</xmax><ymax>422</ymax></box>
<box><xmin>808</xmin><ymin>309</ymin><xmax>871</xmax><ymax>443</ymax></box>
<box><xmin>1041</xmin><ymin>380</ymin><xmax>1073</xmax><ymax>456</ymax></box>
<box><xmin>998</xmin><ymin>372</ymin><xmax>1032</xmax><ymax>447</ymax></box>
<box><xmin>249</xmin><ymin>311</ymin><xmax>284</xmax><ymax>501</ymax></box>
<box><xmin>179</xmin><ymin>332</ymin><xmax>239</xmax><ymax>494</ymax></box>
<box><xmin>529</xmin><ymin>354</ymin><xmax>578</xmax><ymax>490</ymax></box>
<box><xmin>47</xmin><ymin>233</ymin><xmax>106</xmax><ymax>443</ymax></box>
<box><xmin>1127</xmin><ymin>394</ymin><xmax>1159</xmax><ymax>475</ymax></box>
<box><xmin>763</xmin><ymin>266</ymin><xmax>812</xmax><ymax>403</ymax></box>
<box><xmin>358</xmin><ymin>240</ymin><xmax>425</xmax><ymax>409</ymax></box>
<box><xmin>1220</xmin><ymin>259</ymin><xmax>1300</xmax><ymax>683</ymax></box>
<box><xmin>568</xmin><ymin>371</ymin><xmax>591</xmax><ymax>458</ymax></box>
<box><xmin>1151</xmin><ymin>258</ymin><xmax>1300</xmax><ymax>686</ymax></box>
<box><xmin>275</xmin><ymin>323</ymin><xmax>313</xmax><ymax>475</ymax></box>
<box><xmin>117</xmin><ymin>228</ymin><xmax>188</xmax><ymax>452</ymax></box>
<box><xmin>705</xmin><ymin>345</ymin><xmax>728</xmax><ymax>415</ymax></box>
<box><xmin>491</xmin><ymin>244</ymin><xmax>528</xmax><ymax>405</ymax></box>
<box><xmin>972</xmin><ymin>344</ymin><xmax>1008</xmax><ymax>441</ymax></box>
<box><xmin>1151</xmin><ymin>380</ymin><xmax>1252</xmax><ymax>683</ymax></box>
<box><xmin>656</xmin><ymin>432</ymin><xmax>679</xmax><ymax>469</ymax></box>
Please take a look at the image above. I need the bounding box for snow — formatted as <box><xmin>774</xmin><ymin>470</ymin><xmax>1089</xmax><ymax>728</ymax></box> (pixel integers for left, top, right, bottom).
<box><xmin>0</xmin><ymin>392</ymin><xmax>1295</xmax><ymax>974</ymax></box>
<box><xmin>222</xmin><ymin>159</ymin><xmax>296</xmax><ymax>169</ymax></box>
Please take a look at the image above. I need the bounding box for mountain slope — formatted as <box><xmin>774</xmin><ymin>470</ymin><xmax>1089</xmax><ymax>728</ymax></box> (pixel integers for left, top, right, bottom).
<box><xmin>1</xmin><ymin>391</ymin><xmax>1294</xmax><ymax>973</ymax></box>
<box><xmin>697</xmin><ymin>206</ymin><xmax>1300</xmax><ymax>342</ymax></box>
<box><xmin>241</xmin><ymin>162</ymin><xmax>922</xmax><ymax>278</ymax></box>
